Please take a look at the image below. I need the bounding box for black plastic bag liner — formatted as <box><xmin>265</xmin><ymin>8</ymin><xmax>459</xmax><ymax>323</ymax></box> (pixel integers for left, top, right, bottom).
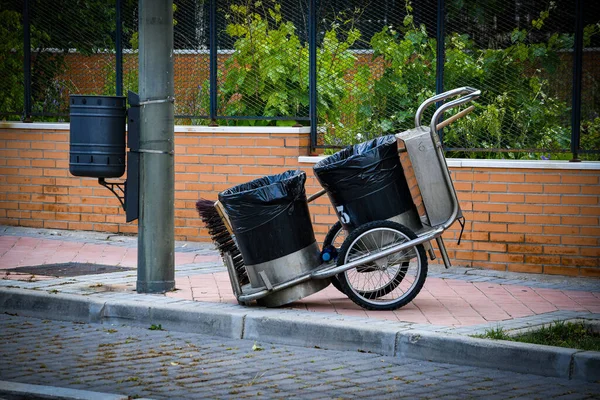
<box><xmin>218</xmin><ymin>170</ymin><xmax>316</xmax><ymax>266</ymax></box>
<box><xmin>313</xmin><ymin>135</ymin><xmax>414</xmax><ymax>230</ymax></box>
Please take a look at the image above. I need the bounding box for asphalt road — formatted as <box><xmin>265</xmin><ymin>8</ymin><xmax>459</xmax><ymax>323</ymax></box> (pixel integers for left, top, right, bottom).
<box><xmin>0</xmin><ymin>313</ymin><xmax>598</xmax><ymax>399</ymax></box>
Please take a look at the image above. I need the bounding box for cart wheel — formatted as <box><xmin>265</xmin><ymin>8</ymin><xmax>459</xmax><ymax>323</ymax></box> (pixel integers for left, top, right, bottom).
<box><xmin>323</xmin><ymin>222</ymin><xmax>407</xmax><ymax>297</ymax></box>
<box><xmin>322</xmin><ymin>221</ymin><xmax>347</xmax><ymax>294</ymax></box>
<box><xmin>337</xmin><ymin>220</ymin><xmax>428</xmax><ymax>311</ymax></box>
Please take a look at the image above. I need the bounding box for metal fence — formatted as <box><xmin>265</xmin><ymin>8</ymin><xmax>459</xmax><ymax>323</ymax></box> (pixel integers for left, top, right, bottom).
<box><xmin>1</xmin><ymin>0</ymin><xmax>598</xmax><ymax>159</ymax></box>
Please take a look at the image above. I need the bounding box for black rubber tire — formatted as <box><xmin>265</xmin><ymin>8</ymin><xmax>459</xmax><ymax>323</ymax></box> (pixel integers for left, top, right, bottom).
<box><xmin>322</xmin><ymin>221</ymin><xmax>347</xmax><ymax>294</ymax></box>
<box><xmin>323</xmin><ymin>221</ymin><xmax>408</xmax><ymax>297</ymax></box>
<box><xmin>336</xmin><ymin>220</ymin><xmax>428</xmax><ymax>311</ymax></box>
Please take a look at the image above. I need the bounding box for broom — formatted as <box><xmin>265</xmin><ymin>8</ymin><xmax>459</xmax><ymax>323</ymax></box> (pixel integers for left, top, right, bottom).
<box><xmin>196</xmin><ymin>198</ymin><xmax>249</xmax><ymax>286</ymax></box>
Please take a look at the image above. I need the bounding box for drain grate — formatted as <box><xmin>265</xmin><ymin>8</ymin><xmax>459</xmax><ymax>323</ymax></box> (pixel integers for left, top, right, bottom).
<box><xmin>6</xmin><ymin>263</ymin><xmax>133</xmax><ymax>277</ymax></box>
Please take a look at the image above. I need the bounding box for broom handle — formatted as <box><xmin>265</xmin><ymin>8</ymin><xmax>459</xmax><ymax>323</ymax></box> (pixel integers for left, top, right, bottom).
<box><xmin>435</xmin><ymin>105</ymin><xmax>475</xmax><ymax>130</ymax></box>
<box><xmin>214</xmin><ymin>201</ymin><xmax>234</xmax><ymax>236</ymax></box>
<box><xmin>307</xmin><ymin>189</ymin><xmax>327</xmax><ymax>203</ymax></box>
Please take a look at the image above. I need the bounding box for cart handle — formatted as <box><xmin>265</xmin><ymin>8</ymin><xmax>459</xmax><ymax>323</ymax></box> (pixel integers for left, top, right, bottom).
<box><xmin>414</xmin><ymin>87</ymin><xmax>481</xmax><ymax>130</ymax></box>
<box><xmin>429</xmin><ymin>89</ymin><xmax>481</xmax><ymax>138</ymax></box>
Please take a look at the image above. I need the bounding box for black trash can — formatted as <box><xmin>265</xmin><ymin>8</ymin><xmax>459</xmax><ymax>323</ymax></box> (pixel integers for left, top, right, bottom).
<box><xmin>69</xmin><ymin>95</ymin><xmax>127</xmax><ymax>178</ymax></box>
<box><xmin>218</xmin><ymin>170</ymin><xmax>328</xmax><ymax>307</ymax></box>
<box><xmin>314</xmin><ymin>135</ymin><xmax>419</xmax><ymax>231</ymax></box>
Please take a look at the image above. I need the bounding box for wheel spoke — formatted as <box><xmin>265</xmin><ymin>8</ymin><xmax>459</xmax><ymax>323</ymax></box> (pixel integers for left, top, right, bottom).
<box><xmin>337</xmin><ymin>221</ymin><xmax>428</xmax><ymax>310</ymax></box>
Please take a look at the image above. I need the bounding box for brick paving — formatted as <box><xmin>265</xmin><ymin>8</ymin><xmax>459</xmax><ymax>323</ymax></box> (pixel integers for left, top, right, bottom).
<box><xmin>2</xmin><ymin>313</ymin><xmax>599</xmax><ymax>399</ymax></box>
<box><xmin>1</xmin><ymin>226</ymin><xmax>599</xmax><ymax>332</ymax></box>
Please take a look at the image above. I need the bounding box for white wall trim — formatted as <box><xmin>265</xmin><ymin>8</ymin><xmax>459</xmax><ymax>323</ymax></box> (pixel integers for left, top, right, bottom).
<box><xmin>0</xmin><ymin>122</ymin><xmax>70</xmax><ymax>130</ymax></box>
<box><xmin>0</xmin><ymin>122</ymin><xmax>311</xmax><ymax>135</ymax></box>
<box><xmin>299</xmin><ymin>156</ymin><xmax>600</xmax><ymax>170</ymax></box>
<box><xmin>174</xmin><ymin>125</ymin><xmax>311</xmax><ymax>134</ymax></box>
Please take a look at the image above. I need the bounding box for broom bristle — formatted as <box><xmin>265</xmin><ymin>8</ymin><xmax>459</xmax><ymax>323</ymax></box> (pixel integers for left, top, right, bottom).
<box><xmin>196</xmin><ymin>198</ymin><xmax>249</xmax><ymax>286</ymax></box>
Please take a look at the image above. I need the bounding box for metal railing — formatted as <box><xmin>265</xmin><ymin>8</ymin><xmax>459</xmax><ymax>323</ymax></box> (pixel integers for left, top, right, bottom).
<box><xmin>1</xmin><ymin>0</ymin><xmax>598</xmax><ymax>160</ymax></box>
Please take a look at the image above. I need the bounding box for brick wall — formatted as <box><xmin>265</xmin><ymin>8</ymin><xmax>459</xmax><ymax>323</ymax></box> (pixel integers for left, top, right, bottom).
<box><xmin>1</xmin><ymin>123</ymin><xmax>599</xmax><ymax>277</ymax></box>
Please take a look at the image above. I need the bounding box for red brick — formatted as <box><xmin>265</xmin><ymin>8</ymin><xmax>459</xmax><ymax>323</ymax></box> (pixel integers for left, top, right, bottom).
<box><xmin>472</xmin><ymin>222</ymin><xmax>507</xmax><ymax>233</ymax></box>
<box><xmin>544</xmin><ymin>266</ymin><xmax>579</xmax><ymax>276</ymax></box>
<box><xmin>490</xmin><ymin>253</ymin><xmax>524</xmax><ymax>263</ymax></box>
<box><xmin>508</xmin><ymin>264</ymin><xmax>543</xmax><ymax>274</ymax></box>
<box><xmin>524</xmin><ymin>234</ymin><xmax>561</xmax><ymax>244</ymax></box>
<box><xmin>561</xmin><ymin>174</ymin><xmax>598</xmax><ymax>184</ymax></box>
<box><xmin>543</xmin><ymin>205</ymin><xmax>580</xmax><ymax>215</ymax></box>
<box><xmin>507</xmin><ymin>204</ymin><xmax>542</xmax><ymax>214</ymax></box>
<box><xmin>562</xmin><ymin>236</ymin><xmax>598</xmax><ymax>246</ymax></box>
<box><xmin>580</xmin><ymin>268</ymin><xmax>600</xmax><ymax>277</ymax></box>
<box><xmin>473</xmin><ymin>203</ymin><xmax>507</xmax><ymax>212</ymax></box>
<box><xmin>581</xmin><ymin>227</ymin><xmax>600</xmax><ymax>236</ymax></box>
<box><xmin>543</xmin><ymin>225</ymin><xmax>579</xmax><ymax>235</ymax></box>
<box><xmin>543</xmin><ymin>245</ymin><xmax>579</xmax><ymax>255</ymax></box>
<box><xmin>525</xmin><ymin>194</ymin><xmax>561</xmax><ymax>204</ymax></box>
<box><xmin>562</xmin><ymin>195</ymin><xmax>598</xmax><ymax>205</ymax></box>
<box><xmin>455</xmin><ymin>251</ymin><xmax>489</xmax><ymax>261</ymax></box>
<box><xmin>507</xmin><ymin>224</ymin><xmax>543</xmax><ymax>234</ymax></box>
<box><xmin>544</xmin><ymin>185</ymin><xmax>581</xmax><ymax>194</ymax></box>
<box><xmin>471</xmin><ymin>262</ymin><xmax>506</xmax><ymax>271</ymax></box>
<box><xmin>561</xmin><ymin>256</ymin><xmax>598</xmax><ymax>268</ymax></box>
<box><xmin>507</xmin><ymin>244</ymin><xmax>542</xmax><ymax>253</ymax></box>
<box><xmin>580</xmin><ymin>207</ymin><xmax>600</xmax><ymax>216</ymax></box>
<box><xmin>581</xmin><ymin>186</ymin><xmax>600</xmax><ymax>195</ymax></box>
<box><xmin>507</xmin><ymin>184</ymin><xmax>543</xmax><ymax>193</ymax></box>
<box><xmin>473</xmin><ymin>183</ymin><xmax>506</xmax><ymax>192</ymax></box>
<box><xmin>525</xmin><ymin>215</ymin><xmax>561</xmax><ymax>224</ymax></box>
<box><xmin>490</xmin><ymin>233</ymin><xmax>525</xmax><ymax>242</ymax></box>
<box><xmin>489</xmin><ymin>193</ymin><xmax>524</xmax><ymax>203</ymax></box>
<box><xmin>489</xmin><ymin>173</ymin><xmax>524</xmax><ymax>182</ymax></box>
<box><xmin>525</xmin><ymin>174</ymin><xmax>561</xmax><ymax>183</ymax></box>
<box><xmin>525</xmin><ymin>255</ymin><xmax>560</xmax><ymax>265</ymax></box>
<box><xmin>490</xmin><ymin>214</ymin><xmax>524</xmax><ymax>223</ymax></box>
<box><xmin>562</xmin><ymin>215</ymin><xmax>599</xmax><ymax>226</ymax></box>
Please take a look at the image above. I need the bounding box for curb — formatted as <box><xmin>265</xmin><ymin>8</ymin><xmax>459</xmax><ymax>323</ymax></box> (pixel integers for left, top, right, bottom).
<box><xmin>0</xmin><ymin>380</ymin><xmax>151</xmax><ymax>400</ymax></box>
<box><xmin>1</xmin><ymin>287</ymin><xmax>599</xmax><ymax>382</ymax></box>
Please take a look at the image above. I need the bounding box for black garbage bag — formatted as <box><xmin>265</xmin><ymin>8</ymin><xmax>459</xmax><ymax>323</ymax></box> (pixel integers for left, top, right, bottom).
<box><xmin>218</xmin><ymin>170</ymin><xmax>316</xmax><ymax>266</ymax></box>
<box><xmin>313</xmin><ymin>135</ymin><xmax>414</xmax><ymax>230</ymax></box>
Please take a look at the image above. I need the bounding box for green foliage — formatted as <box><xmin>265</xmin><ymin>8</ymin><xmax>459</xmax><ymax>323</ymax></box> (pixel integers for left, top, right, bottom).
<box><xmin>476</xmin><ymin>321</ymin><xmax>600</xmax><ymax>351</ymax></box>
<box><xmin>0</xmin><ymin>9</ymin><xmax>24</xmax><ymax>119</ymax></box>
<box><xmin>195</xmin><ymin>0</ymin><xmax>361</xmax><ymax>128</ymax></box>
<box><xmin>219</xmin><ymin>1</ymin><xmax>309</xmax><ymax>122</ymax></box>
<box><xmin>149</xmin><ymin>324</ymin><xmax>164</xmax><ymax>331</ymax></box>
<box><xmin>474</xmin><ymin>326</ymin><xmax>510</xmax><ymax>340</ymax></box>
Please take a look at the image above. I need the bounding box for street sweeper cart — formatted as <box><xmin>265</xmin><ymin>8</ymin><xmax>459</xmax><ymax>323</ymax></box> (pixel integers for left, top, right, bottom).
<box><xmin>197</xmin><ymin>87</ymin><xmax>481</xmax><ymax>310</ymax></box>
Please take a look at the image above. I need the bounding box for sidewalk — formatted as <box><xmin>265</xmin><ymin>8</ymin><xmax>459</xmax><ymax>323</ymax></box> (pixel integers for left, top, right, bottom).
<box><xmin>1</xmin><ymin>225</ymin><xmax>600</xmax><ymax>380</ymax></box>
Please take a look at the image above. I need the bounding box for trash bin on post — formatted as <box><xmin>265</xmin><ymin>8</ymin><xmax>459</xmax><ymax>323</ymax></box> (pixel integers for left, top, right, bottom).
<box><xmin>218</xmin><ymin>170</ymin><xmax>328</xmax><ymax>307</ymax></box>
<box><xmin>313</xmin><ymin>135</ymin><xmax>422</xmax><ymax>233</ymax></box>
<box><xmin>69</xmin><ymin>95</ymin><xmax>127</xmax><ymax>178</ymax></box>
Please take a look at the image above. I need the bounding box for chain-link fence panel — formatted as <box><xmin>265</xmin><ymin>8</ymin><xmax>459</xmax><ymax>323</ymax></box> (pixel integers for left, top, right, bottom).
<box><xmin>210</xmin><ymin>0</ymin><xmax>310</xmax><ymax>126</ymax></box>
<box><xmin>579</xmin><ymin>0</ymin><xmax>600</xmax><ymax>159</ymax></box>
<box><xmin>26</xmin><ymin>0</ymin><xmax>118</xmax><ymax>120</ymax></box>
<box><xmin>316</xmin><ymin>0</ymin><xmax>438</xmax><ymax>148</ymax></box>
<box><xmin>172</xmin><ymin>0</ymin><xmax>210</xmax><ymax>123</ymax></box>
<box><xmin>442</xmin><ymin>0</ymin><xmax>597</xmax><ymax>159</ymax></box>
<box><xmin>0</xmin><ymin>0</ymin><xmax>24</xmax><ymax>120</ymax></box>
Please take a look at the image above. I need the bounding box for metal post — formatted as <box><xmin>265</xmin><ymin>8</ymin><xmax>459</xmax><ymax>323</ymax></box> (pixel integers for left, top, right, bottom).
<box><xmin>308</xmin><ymin>0</ymin><xmax>317</xmax><ymax>153</ymax></box>
<box><xmin>435</xmin><ymin>0</ymin><xmax>446</xmax><ymax>145</ymax></box>
<box><xmin>116</xmin><ymin>0</ymin><xmax>123</xmax><ymax>96</ymax></box>
<box><xmin>23</xmin><ymin>0</ymin><xmax>32</xmax><ymax>122</ymax></box>
<box><xmin>570</xmin><ymin>0</ymin><xmax>583</xmax><ymax>162</ymax></box>
<box><xmin>209</xmin><ymin>0</ymin><xmax>218</xmax><ymax>125</ymax></box>
<box><xmin>137</xmin><ymin>0</ymin><xmax>175</xmax><ymax>293</ymax></box>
